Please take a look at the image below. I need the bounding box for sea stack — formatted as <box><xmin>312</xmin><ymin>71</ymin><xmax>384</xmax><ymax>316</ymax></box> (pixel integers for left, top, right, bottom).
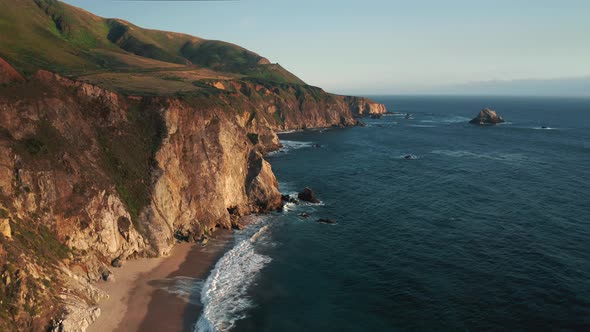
<box><xmin>298</xmin><ymin>188</ymin><xmax>320</xmax><ymax>203</ymax></box>
<box><xmin>469</xmin><ymin>108</ymin><xmax>505</xmax><ymax>125</ymax></box>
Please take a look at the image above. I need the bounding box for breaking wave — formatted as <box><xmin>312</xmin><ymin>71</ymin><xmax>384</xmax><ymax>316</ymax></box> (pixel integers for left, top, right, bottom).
<box><xmin>195</xmin><ymin>218</ymin><xmax>273</xmax><ymax>332</ymax></box>
<box><xmin>155</xmin><ymin>276</ymin><xmax>204</xmax><ymax>305</ymax></box>
<box><xmin>268</xmin><ymin>140</ymin><xmax>314</xmax><ymax>156</ymax></box>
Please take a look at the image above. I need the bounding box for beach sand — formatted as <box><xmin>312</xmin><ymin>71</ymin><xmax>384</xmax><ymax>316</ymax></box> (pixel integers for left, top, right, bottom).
<box><xmin>87</xmin><ymin>229</ymin><xmax>234</xmax><ymax>332</ymax></box>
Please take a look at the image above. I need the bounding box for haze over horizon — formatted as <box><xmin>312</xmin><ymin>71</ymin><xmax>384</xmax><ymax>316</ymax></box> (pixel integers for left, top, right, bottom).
<box><xmin>62</xmin><ymin>0</ymin><xmax>590</xmax><ymax>96</ymax></box>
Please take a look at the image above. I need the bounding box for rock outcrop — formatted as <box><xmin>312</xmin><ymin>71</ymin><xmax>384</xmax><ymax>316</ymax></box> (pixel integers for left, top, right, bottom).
<box><xmin>0</xmin><ymin>218</ymin><xmax>11</xmax><ymax>239</ymax></box>
<box><xmin>298</xmin><ymin>188</ymin><xmax>320</xmax><ymax>204</ymax></box>
<box><xmin>469</xmin><ymin>108</ymin><xmax>505</xmax><ymax>125</ymax></box>
<box><xmin>0</xmin><ymin>57</ymin><xmax>25</xmax><ymax>85</ymax></box>
<box><xmin>344</xmin><ymin>96</ymin><xmax>388</xmax><ymax>117</ymax></box>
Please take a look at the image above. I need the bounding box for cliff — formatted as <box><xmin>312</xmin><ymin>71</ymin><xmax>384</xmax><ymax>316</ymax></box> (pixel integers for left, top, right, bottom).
<box><xmin>0</xmin><ymin>60</ymin><xmax>385</xmax><ymax>331</ymax></box>
<box><xmin>0</xmin><ymin>1</ymin><xmax>387</xmax><ymax>330</ymax></box>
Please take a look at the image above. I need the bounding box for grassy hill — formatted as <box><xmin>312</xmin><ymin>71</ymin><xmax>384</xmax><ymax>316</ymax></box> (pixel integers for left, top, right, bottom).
<box><xmin>0</xmin><ymin>0</ymin><xmax>305</xmax><ymax>92</ymax></box>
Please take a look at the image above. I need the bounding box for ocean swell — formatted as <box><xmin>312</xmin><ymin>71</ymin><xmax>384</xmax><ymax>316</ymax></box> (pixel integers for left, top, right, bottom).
<box><xmin>195</xmin><ymin>217</ymin><xmax>273</xmax><ymax>332</ymax></box>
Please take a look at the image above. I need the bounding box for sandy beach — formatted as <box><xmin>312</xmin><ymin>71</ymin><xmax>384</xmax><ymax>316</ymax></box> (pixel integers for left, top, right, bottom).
<box><xmin>88</xmin><ymin>229</ymin><xmax>234</xmax><ymax>332</ymax></box>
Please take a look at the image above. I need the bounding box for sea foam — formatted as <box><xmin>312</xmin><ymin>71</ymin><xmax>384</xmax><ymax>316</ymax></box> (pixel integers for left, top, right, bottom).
<box><xmin>195</xmin><ymin>217</ymin><xmax>273</xmax><ymax>332</ymax></box>
<box><xmin>431</xmin><ymin>149</ymin><xmax>531</xmax><ymax>164</ymax></box>
<box><xmin>156</xmin><ymin>276</ymin><xmax>204</xmax><ymax>305</ymax></box>
<box><xmin>268</xmin><ymin>140</ymin><xmax>314</xmax><ymax>156</ymax></box>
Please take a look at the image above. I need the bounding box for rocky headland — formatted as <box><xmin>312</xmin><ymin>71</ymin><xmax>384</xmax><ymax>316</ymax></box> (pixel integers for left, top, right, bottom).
<box><xmin>0</xmin><ymin>60</ymin><xmax>385</xmax><ymax>331</ymax></box>
<box><xmin>0</xmin><ymin>1</ymin><xmax>388</xmax><ymax>329</ymax></box>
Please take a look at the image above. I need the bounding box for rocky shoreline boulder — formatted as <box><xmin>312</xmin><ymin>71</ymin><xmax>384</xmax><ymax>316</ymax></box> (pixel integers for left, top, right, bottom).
<box><xmin>298</xmin><ymin>188</ymin><xmax>320</xmax><ymax>203</ymax></box>
<box><xmin>469</xmin><ymin>108</ymin><xmax>505</xmax><ymax>125</ymax></box>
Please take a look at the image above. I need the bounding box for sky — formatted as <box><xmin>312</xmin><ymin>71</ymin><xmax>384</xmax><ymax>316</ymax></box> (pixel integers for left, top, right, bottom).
<box><xmin>61</xmin><ymin>0</ymin><xmax>590</xmax><ymax>95</ymax></box>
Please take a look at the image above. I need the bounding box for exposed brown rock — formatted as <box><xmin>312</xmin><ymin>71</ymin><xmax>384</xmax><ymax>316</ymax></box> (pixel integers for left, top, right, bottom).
<box><xmin>344</xmin><ymin>96</ymin><xmax>388</xmax><ymax>117</ymax></box>
<box><xmin>0</xmin><ymin>218</ymin><xmax>11</xmax><ymax>239</ymax></box>
<box><xmin>0</xmin><ymin>57</ymin><xmax>25</xmax><ymax>84</ymax></box>
<box><xmin>469</xmin><ymin>108</ymin><xmax>505</xmax><ymax>125</ymax></box>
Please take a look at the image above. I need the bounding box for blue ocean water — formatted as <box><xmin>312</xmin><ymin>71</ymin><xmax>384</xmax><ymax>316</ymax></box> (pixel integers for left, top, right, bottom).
<box><xmin>197</xmin><ymin>96</ymin><xmax>590</xmax><ymax>331</ymax></box>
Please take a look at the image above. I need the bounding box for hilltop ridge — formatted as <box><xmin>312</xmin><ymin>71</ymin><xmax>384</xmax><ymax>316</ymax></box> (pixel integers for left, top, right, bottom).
<box><xmin>0</xmin><ymin>0</ymin><xmax>304</xmax><ymax>87</ymax></box>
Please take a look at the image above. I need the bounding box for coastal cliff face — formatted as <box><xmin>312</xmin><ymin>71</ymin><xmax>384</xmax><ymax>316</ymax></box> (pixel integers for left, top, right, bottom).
<box><xmin>0</xmin><ymin>0</ymin><xmax>388</xmax><ymax>328</ymax></box>
<box><xmin>196</xmin><ymin>79</ymin><xmax>387</xmax><ymax>132</ymax></box>
<box><xmin>0</xmin><ymin>60</ymin><xmax>386</xmax><ymax>331</ymax></box>
<box><xmin>343</xmin><ymin>96</ymin><xmax>388</xmax><ymax>116</ymax></box>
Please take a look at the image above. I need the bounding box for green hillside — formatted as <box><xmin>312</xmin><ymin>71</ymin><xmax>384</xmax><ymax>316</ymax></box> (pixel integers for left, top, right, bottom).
<box><xmin>0</xmin><ymin>0</ymin><xmax>305</xmax><ymax>88</ymax></box>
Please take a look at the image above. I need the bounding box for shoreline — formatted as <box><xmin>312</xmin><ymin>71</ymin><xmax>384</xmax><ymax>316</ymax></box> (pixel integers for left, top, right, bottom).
<box><xmin>87</xmin><ymin>228</ymin><xmax>234</xmax><ymax>332</ymax></box>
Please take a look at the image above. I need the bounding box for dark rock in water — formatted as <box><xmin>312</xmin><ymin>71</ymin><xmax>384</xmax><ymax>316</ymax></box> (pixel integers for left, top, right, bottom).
<box><xmin>299</xmin><ymin>212</ymin><xmax>311</xmax><ymax>218</ymax></box>
<box><xmin>318</xmin><ymin>218</ymin><xmax>336</xmax><ymax>224</ymax></box>
<box><xmin>298</xmin><ymin>187</ymin><xmax>320</xmax><ymax>203</ymax></box>
<box><xmin>469</xmin><ymin>108</ymin><xmax>505</xmax><ymax>125</ymax></box>
<box><xmin>111</xmin><ymin>258</ymin><xmax>123</xmax><ymax>268</ymax></box>
<box><xmin>370</xmin><ymin>114</ymin><xmax>382</xmax><ymax>119</ymax></box>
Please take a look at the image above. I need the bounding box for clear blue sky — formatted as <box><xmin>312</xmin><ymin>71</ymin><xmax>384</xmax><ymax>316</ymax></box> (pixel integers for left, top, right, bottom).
<box><xmin>62</xmin><ymin>0</ymin><xmax>590</xmax><ymax>95</ymax></box>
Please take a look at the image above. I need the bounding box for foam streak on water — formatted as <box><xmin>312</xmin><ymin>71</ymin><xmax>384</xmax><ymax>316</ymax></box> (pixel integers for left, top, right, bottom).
<box><xmin>268</xmin><ymin>140</ymin><xmax>314</xmax><ymax>156</ymax></box>
<box><xmin>195</xmin><ymin>218</ymin><xmax>272</xmax><ymax>332</ymax></box>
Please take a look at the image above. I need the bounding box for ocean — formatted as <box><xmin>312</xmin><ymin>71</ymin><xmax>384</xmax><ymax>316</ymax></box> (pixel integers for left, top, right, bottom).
<box><xmin>196</xmin><ymin>96</ymin><xmax>590</xmax><ymax>331</ymax></box>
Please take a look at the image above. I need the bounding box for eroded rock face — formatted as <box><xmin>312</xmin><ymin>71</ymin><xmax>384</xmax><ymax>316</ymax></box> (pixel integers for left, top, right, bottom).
<box><xmin>246</xmin><ymin>151</ymin><xmax>282</xmax><ymax>212</ymax></box>
<box><xmin>344</xmin><ymin>96</ymin><xmax>388</xmax><ymax>117</ymax></box>
<box><xmin>0</xmin><ymin>218</ymin><xmax>11</xmax><ymax>238</ymax></box>
<box><xmin>142</xmin><ymin>99</ymin><xmax>282</xmax><ymax>256</ymax></box>
<box><xmin>469</xmin><ymin>108</ymin><xmax>505</xmax><ymax>125</ymax></box>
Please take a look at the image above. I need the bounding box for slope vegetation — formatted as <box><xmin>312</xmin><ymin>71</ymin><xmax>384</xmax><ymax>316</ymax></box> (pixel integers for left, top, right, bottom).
<box><xmin>0</xmin><ymin>0</ymin><xmax>304</xmax><ymax>86</ymax></box>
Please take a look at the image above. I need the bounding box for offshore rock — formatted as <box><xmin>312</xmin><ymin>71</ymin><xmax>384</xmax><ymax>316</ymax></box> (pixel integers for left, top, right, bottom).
<box><xmin>469</xmin><ymin>108</ymin><xmax>505</xmax><ymax>125</ymax></box>
<box><xmin>298</xmin><ymin>188</ymin><xmax>320</xmax><ymax>203</ymax></box>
